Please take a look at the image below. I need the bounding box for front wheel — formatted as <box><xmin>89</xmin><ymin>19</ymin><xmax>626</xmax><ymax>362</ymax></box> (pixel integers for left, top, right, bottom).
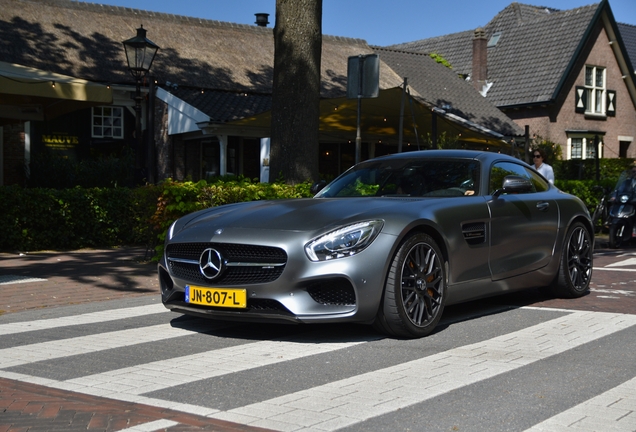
<box><xmin>549</xmin><ymin>222</ymin><xmax>593</xmax><ymax>298</ymax></box>
<box><xmin>609</xmin><ymin>222</ymin><xmax>627</xmax><ymax>248</ymax></box>
<box><xmin>373</xmin><ymin>233</ymin><xmax>446</xmax><ymax>339</ymax></box>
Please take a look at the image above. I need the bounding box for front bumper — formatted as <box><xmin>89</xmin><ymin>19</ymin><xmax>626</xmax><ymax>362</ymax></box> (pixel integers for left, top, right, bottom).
<box><xmin>159</xmin><ymin>233</ymin><xmax>396</xmax><ymax>324</ymax></box>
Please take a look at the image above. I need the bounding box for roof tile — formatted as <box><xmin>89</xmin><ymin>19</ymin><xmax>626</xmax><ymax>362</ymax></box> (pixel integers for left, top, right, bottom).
<box><xmin>388</xmin><ymin>2</ymin><xmax>600</xmax><ymax>107</ymax></box>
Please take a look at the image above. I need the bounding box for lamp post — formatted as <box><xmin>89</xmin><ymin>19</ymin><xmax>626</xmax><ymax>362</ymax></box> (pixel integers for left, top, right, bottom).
<box><xmin>122</xmin><ymin>25</ymin><xmax>159</xmax><ymax>183</ymax></box>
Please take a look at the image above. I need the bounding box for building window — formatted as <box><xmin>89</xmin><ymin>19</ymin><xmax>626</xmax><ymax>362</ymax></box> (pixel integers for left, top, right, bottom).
<box><xmin>584</xmin><ymin>66</ymin><xmax>605</xmax><ymax>115</ymax></box>
<box><xmin>487</xmin><ymin>32</ymin><xmax>502</xmax><ymax>47</ymax></box>
<box><xmin>571</xmin><ymin>138</ymin><xmax>583</xmax><ymax>159</ymax></box>
<box><xmin>92</xmin><ymin>107</ymin><xmax>123</xmax><ymax>139</ymax></box>
<box><xmin>567</xmin><ymin>135</ymin><xmax>604</xmax><ymax>160</ymax></box>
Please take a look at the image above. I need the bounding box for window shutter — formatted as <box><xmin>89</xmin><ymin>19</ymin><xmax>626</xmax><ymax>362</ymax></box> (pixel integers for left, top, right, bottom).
<box><xmin>606</xmin><ymin>90</ymin><xmax>616</xmax><ymax>116</ymax></box>
<box><xmin>575</xmin><ymin>86</ymin><xmax>588</xmax><ymax>113</ymax></box>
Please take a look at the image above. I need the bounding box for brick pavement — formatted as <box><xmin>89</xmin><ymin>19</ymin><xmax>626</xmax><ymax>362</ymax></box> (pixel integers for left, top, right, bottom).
<box><xmin>0</xmin><ymin>377</ymin><xmax>273</xmax><ymax>431</ymax></box>
<box><xmin>0</xmin><ymin>247</ymin><xmax>159</xmax><ymax>315</ymax></box>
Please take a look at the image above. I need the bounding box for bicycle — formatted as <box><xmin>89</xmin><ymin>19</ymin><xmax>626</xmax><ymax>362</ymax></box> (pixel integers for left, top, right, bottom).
<box><xmin>591</xmin><ymin>185</ymin><xmax>610</xmax><ymax>233</ymax></box>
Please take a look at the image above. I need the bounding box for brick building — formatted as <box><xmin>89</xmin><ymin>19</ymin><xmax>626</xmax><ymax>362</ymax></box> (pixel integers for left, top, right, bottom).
<box><xmin>390</xmin><ymin>0</ymin><xmax>636</xmax><ymax>161</ymax></box>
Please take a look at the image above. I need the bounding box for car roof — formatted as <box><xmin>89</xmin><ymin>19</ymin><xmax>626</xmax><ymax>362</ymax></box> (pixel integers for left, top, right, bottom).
<box><xmin>372</xmin><ymin>149</ymin><xmax>511</xmax><ymax>163</ymax></box>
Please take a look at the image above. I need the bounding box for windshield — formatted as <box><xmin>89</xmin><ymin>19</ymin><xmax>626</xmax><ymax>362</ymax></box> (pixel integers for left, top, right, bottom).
<box><xmin>315</xmin><ymin>158</ymin><xmax>481</xmax><ymax>198</ymax></box>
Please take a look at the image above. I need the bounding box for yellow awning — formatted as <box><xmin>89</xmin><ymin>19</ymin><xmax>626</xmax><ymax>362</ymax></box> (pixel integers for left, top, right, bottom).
<box><xmin>230</xmin><ymin>87</ymin><xmax>508</xmax><ymax>148</ymax></box>
<box><xmin>0</xmin><ymin>61</ymin><xmax>112</xmax><ymax>121</ymax></box>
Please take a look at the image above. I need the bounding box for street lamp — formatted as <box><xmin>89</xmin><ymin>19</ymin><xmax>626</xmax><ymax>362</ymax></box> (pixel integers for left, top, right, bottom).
<box><xmin>122</xmin><ymin>25</ymin><xmax>159</xmax><ymax>183</ymax></box>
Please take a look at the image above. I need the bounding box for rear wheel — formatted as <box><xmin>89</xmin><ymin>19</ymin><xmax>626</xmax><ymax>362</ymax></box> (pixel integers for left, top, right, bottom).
<box><xmin>374</xmin><ymin>233</ymin><xmax>446</xmax><ymax>338</ymax></box>
<box><xmin>549</xmin><ymin>222</ymin><xmax>592</xmax><ymax>298</ymax></box>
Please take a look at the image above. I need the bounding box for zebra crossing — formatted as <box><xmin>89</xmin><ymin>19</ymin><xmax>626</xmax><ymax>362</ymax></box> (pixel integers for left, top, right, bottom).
<box><xmin>2</xmin><ymin>300</ymin><xmax>636</xmax><ymax>431</ymax></box>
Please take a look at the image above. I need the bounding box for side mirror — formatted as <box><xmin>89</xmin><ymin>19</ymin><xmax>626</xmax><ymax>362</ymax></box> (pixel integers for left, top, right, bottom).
<box><xmin>311</xmin><ymin>180</ymin><xmax>327</xmax><ymax>195</ymax></box>
<box><xmin>493</xmin><ymin>175</ymin><xmax>533</xmax><ymax>197</ymax></box>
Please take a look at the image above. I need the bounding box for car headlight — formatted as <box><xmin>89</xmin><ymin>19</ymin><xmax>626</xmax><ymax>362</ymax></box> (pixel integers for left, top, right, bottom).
<box><xmin>305</xmin><ymin>220</ymin><xmax>384</xmax><ymax>262</ymax></box>
<box><xmin>167</xmin><ymin>220</ymin><xmax>178</xmax><ymax>240</ymax></box>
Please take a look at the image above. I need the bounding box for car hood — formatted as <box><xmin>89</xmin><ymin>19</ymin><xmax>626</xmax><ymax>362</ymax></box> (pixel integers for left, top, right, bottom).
<box><xmin>176</xmin><ymin>198</ymin><xmax>410</xmax><ymax>235</ymax></box>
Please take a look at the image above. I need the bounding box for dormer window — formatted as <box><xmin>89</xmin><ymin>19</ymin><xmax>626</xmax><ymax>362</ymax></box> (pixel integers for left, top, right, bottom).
<box><xmin>487</xmin><ymin>32</ymin><xmax>502</xmax><ymax>47</ymax></box>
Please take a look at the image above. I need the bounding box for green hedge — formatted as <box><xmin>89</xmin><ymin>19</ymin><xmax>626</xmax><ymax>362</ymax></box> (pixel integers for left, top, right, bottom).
<box><xmin>555</xmin><ymin>179</ymin><xmax>617</xmax><ymax>213</ymax></box>
<box><xmin>1</xmin><ymin>178</ymin><xmax>312</xmax><ymax>259</ymax></box>
<box><xmin>0</xmin><ymin>185</ymin><xmax>160</xmax><ymax>252</ymax></box>
<box><xmin>553</xmin><ymin>158</ymin><xmax>634</xmax><ymax>181</ymax></box>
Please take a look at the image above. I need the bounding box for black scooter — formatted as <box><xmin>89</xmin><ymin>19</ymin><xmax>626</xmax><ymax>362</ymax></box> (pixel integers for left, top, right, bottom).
<box><xmin>608</xmin><ymin>170</ymin><xmax>636</xmax><ymax>248</ymax></box>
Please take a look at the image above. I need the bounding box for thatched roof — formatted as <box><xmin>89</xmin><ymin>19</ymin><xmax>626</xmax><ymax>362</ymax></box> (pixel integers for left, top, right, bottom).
<box><xmin>0</xmin><ymin>0</ymin><xmax>403</xmax><ymax>97</ymax></box>
<box><xmin>1</xmin><ymin>0</ymin><xmax>524</xmax><ymax>141</ymax></box>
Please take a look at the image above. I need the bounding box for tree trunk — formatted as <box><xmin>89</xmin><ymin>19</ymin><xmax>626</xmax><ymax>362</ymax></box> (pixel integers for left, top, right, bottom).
<box><xmin>270</xmin><ymin>0</ymin><xmax>322</xmax><ymax>184</ymax></box>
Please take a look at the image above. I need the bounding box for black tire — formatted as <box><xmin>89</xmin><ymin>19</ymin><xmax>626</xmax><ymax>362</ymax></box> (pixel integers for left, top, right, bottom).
<box><xmin>373</xmin><ymin>233</ymin><xmax>446</xmax><ymax>338</ymax></box>
<box><xmin>609</xmin><ymin>222</ymin><xmax>626</xmax><ymax>249</ymax></box>
<box><xmin>549</xmin><ymin>222</ymin><xmax>593</xmax><ymax>298</ymax></box>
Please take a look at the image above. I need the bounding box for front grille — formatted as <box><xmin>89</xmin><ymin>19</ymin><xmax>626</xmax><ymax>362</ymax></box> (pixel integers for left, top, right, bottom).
<box><xmin>248</xmin><ymin>299</ymin><xmax>290</xmax><ymax>312</ymax></box>
<box><xmin>306</xmin><ymin>278</ymin><xmax>356</xmax><ymax>305</ymax></box>
<box><xmin>167</xmin><ymin>242</ymin><xmax>287</xmax><ymax>285</ymax></box>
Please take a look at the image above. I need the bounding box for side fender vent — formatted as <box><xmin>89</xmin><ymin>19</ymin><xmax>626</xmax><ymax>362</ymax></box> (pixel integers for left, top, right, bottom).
<box><xmin>462</xmin><ymin>222</ymin><xmax>486</xmax><ymax>245</ymax></box>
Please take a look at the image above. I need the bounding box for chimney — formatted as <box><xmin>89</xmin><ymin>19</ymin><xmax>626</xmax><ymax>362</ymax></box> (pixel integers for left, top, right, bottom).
<box><xmin>255</xmin><ymin>13</ymin><xmax>270</xmax><ymax>27</ymax></box>
<box><xmin>472</xmin><ymin>27</ymin><xmax>487</xmax><ymax>93</ymax></box>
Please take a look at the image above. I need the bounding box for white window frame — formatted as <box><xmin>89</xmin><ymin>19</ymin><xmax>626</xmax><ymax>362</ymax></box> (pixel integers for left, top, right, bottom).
<box><xmin>584</xmin><ymin>65</ymin><xmax>606</xmax><ymax>116</ymax></box>
<box><xmin>566</xmin><ymin>135</ymin><xmax>603</xmax><ymax>160</ymax></box>
<box><xmin>92</xmin><ymin>106</ymin><xmax>124</xmax><ymax>139</ymax></box>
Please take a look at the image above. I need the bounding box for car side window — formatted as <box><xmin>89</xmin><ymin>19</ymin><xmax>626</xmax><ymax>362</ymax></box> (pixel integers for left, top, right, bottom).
<box><xmin>524</xmin><ymin>167</ymin><xmax>550</xmax><ymax>192</ymax></box>
<box><xmin>489</xmin><ymin>161</ymin><xmax>538</xmax><ymax>195</ymax></box>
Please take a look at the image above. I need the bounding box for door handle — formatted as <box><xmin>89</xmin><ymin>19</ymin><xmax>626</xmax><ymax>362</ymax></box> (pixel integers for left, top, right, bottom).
<box><xmin>536</xmin><ymin>201</ymin><xmax>550</xmax><ymax>211</ymax></box>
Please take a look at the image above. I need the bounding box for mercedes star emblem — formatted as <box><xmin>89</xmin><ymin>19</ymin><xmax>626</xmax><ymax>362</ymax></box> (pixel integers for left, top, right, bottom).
<box><xmin>199</xmin><ymin>248</ymin><xmax>224</xmax><ymax>279</ymax></box>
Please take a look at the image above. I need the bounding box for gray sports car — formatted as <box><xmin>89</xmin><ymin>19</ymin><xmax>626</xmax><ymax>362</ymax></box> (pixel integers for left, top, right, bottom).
<box><xmin>159</xmin><ymin>150</ymin><xmax>593</xmax><ymax>338</ymax></box>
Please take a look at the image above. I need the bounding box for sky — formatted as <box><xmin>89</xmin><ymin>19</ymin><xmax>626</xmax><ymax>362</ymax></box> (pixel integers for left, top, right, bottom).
<box><xmin>87</xmin><ymin>0</ymin><xmax>636</xmax><ymax>46</ymax></box>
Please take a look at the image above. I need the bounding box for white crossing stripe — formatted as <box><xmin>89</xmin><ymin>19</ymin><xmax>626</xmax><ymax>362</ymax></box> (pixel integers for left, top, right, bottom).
<box><xmin>606</xmin><ymin>257</ymin><xmax>636</xmax><ymax>267</ymax></box>
<box><xmin>206</xmin><ymin>311</ymin><xmax>636</xmax><ymax>431</ymax></box>
<box><xmin>593</xmin><ymin>267</ymin><xmax>636</xmax><ymax>272</ymax></box>
<box><xmin>0</xmin><ymin>304</ymin><xmax>167</xmax><ymax>336</ymax></box>
<box><xmin>591</xmin><ymin>288</ymin><xmax>636</xmax><ymax>297</ymax></box>
<box><xmin>0</xmin><ymin>324</ymin><xmax>194</xmax><ymax>368</ymax></box>
<box><xmin>116</xmin><ymin>419</ymin><xmax>180</xmax><ymax>432</ymax></box>
<box><xmin>0</xmin><ymin>275</ymin><xmax>47</xmax><ymax>285</ymax></box>
<box><xmin>524</xmin><ymin>375</ymin><xmax>636</xmax><ymax>431</ymax></box>
<box><xmin>53</xmin><ymin>338</ymin><xmax>371</xmax><ymax>398</ymax></box>
<box><xmin>0</xmin><ymin>369</ymin><xmax>219</xmax><ymax>418</ymax></box>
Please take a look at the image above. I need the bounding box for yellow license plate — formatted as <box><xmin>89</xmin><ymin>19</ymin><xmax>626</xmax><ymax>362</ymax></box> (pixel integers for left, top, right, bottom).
<box><xmin>185</xmin><ymin>285</ymin><xmax>247</xmax><ymax>308</ymax></box>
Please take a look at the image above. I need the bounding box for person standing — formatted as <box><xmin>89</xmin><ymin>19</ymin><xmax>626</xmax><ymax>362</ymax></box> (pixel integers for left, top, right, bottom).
<box><xmin>533</xmin><ymin>148</ymin><xmax>555</xmax><ymax>184</ymax></box>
